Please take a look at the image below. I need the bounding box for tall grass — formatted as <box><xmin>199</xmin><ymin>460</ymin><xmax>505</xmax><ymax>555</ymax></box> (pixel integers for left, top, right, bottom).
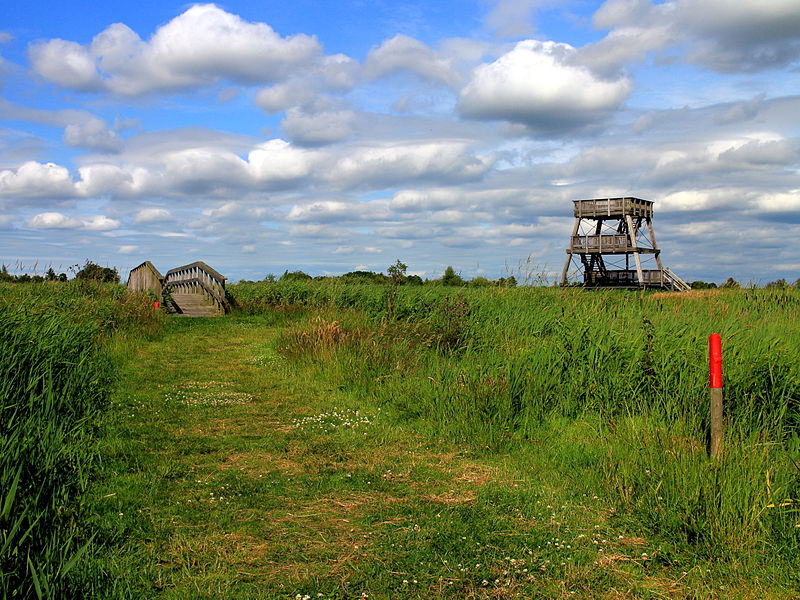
<box><xmin>0</xmin><ymin>282</ymin><xmax>163</xmax><ymax>598</ymax></box>
<box><xmin>231</xmin><ymin>281</ymin><xmax>800</xmax><ymax>569</ymax></box>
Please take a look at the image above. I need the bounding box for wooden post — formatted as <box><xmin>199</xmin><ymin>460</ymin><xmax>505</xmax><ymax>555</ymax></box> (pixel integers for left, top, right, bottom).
<box><xmin>709</xmin><ymin>333</ymin><xmax>724</xmax><ymax>459</ymax></box>
<box><xmin>561</xmin><ymin>216</ymin><xmax>581</xmax><ymax>285</ymax></box>
<box><xmin>625</xmin><ymin>215</ymin><xmax>644</xmax><ymax>286</ymax></box>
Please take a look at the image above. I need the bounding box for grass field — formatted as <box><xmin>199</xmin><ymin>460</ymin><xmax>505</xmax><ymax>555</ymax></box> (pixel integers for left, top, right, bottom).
<box><xmin>3</xmin><ymin>282</ymin><xmax>799</xmax><ymax>598</ymax></box>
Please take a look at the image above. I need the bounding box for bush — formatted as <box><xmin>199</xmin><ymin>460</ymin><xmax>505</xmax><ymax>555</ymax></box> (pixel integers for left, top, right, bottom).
<box><xmin>75</xmin><ymin>261</ymin><xmax>120</xmax><ymax>284</ymax></box>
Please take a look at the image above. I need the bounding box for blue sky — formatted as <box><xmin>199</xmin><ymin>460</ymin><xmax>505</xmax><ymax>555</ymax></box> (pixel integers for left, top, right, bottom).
<box><xmin>1</xmin><ymin>0</ymin><xmax>799</xmax><ymax>283</ymax></box>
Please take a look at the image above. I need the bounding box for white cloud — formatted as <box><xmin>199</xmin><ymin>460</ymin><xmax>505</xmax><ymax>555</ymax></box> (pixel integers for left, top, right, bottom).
<box><xmin>660</xmin><ymin>190</ymin><xmax>713</xmax><ymax>211</ymax></box>
<box><xmin>485</xmin><ymin>0</ymin><xmax>546</xmax><ymax>39</ymax></box>
<box><xmin>26</xmin><ymin>211</ymin><xmax>120</xmax><ymax>231</ymax></box>
<box><xmin>29</xmin><ymin>4</ymin><xmax>322</xmax><ymax>95</ymax></box>
<box><xmin>254</xmin><ymin>54</ymin><xmax>357</xmax><ymax>114</ymax></box>
<box><xmin>716</xmin><ymin>94</ymin><xmax>766</xmax><ymax>125</ymax></box>
<box><xmin>163</xmin><ymin>147</ymin><xmax>251</xmax><ymax>193</ymax></box>
<box><xmin>577</xmin><ymin>23</ymin><xmax>673</xmax><ymax>76</ymax></box>
<box><xmin>389</xmin><ymin>188</ymin><xmax>466</xmax><ymax>212</ymax></box>
<box><xmin>63</xmin><ymin>118</ymin><xmax>122</xmax><ymax>152</ymax></box>
<box><xmin>459</xmin><ymin>40</ymin><xmax>631</xmax><ymax>133</ymax></box>
<box><xmin>593</xmin><ymin>0</ymin><xmax>654</xmax><ymax>29</ymax></box>
<box><xmin>134</xmin><ymin>207</ymin><xmax>171</xmax><ymax>223</ymax></box>
<box><xmin>0</xmin><ymin>100</ymin><xmax>124</xmax><ymax>154</ymax></box>
<box><xmin>363</xmin><ymin>35</ymin><xmax>460</xmax><ymax>87</ymax></box>
<box><xmin>755</xmin><ymin>190</ymin><xmax>800</xmax><ymax>212</ymax></box>
<box><xmin>0</xmin><ymin>136</ymin><xmax>496</xmax><ymax>201</ymax></box>
<box><xmin>589</xmin><ymin>0</ymin><xmax>800</xmax><ymax>74</ymax></box>
<box><xmin>287</xmin><ymin>200</ymin><xmax>351</xmax><ymax>222</ymax></box>
<box><xmin>281</xmin><ymin>107</ymin><xmax>356</xmax><ymax>145</ymax></box>
<box><xmin>255</xmin><ymin>81</ymin><xmax>316</xmax><ymax>113</ymax></box>
<box><xmin>118</xmin><ymin>244</ymin><xmax>138</xmax><ymax>254</ymax></box>
<box><xmin>678</xmin><ymin>0</ymin><xmax>800</xmax><ymax>72</ymax></box>
<box><xmin>201</xmin><ymin>201</ymin><xmax>269</xmax><ymax>222</ymax></box>
<box><xmin>327</xmin><ymin>140</ymin><xmax>493</xmax><ymax>188</ymax></box>
<box><xmin>82</xmin><ymin>215</ymin><xmax>121</xmax><ymax>231</ymax></box>
<box><xmin>320</xmin><ymin>54</ymin><xmax>359</xmax><ymax>89</ymax></box>
<box><xmin>247</xmin><ymin>139</ymin><xmax>320</xmax><ymax>184</ymax></box>
<box><xmin>0</xmin><ymin>161</ymin><xmax>74</xmax><ymax>198</ymax></box>
<box><xmin>29</xmin><ymin>39</ymin><xmax>103</xmax><ymax>91</ymax></box>
<box><xmin>75</xmin><ymin>164</ymin><xmax>132</xmax><ymax>197</ymax></box>
<box><xmin>27</xmin><ymin>212</ymin><xmax>82</xmax><ymax>229</ymax></box>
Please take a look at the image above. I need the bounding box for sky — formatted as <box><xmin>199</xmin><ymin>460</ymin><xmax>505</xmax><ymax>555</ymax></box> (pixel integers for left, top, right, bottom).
<box><xmin>1</xmin><ymin>0</ymin><xmax>799</xmax><ymax>284</ymax></box>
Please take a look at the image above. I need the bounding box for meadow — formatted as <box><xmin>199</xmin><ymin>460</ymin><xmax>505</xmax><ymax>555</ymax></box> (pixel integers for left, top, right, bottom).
<box><xmin>230</xmin><ymin>281</ymin><xmax>800</xmax><ymax>591</ymax></box>
<box><xmin>2</xmin><ymin>280</ymin><xmax>798</xmax><ymax>598</ymax></box>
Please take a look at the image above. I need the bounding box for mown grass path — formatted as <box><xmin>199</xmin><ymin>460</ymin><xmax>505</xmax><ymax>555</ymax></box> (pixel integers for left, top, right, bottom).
<box><xmin>91</xmin><ymin>315</ymin><xmax>792</xmax><ymax>600</ymax></box>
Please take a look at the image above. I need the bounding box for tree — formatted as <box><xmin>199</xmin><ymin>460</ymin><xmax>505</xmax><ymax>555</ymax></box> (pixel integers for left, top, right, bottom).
<box><xmin>45</xmin><ymin>267</ymin><xmax>57</xmax><ymax>281</ymax></box>
<box><xmin>75</xmin><ymin>260</ymin><xmax>120</xmax><ymax>283</ymax></box>
<box><xmin>387</xmin><ymin>259</ymin><xmax>407</xmax><ymax>284</ymax></box>
<box><xmin>441</xmin><ymin>266</ymin><xmax>464</xmax><ymax>286</ymax></box>
<box><xmin>690</xmin><ymin>280</ymin><xmax>717</xmax><ymax>290</ymax></box>
<box><xmin>721</xmin><ymin>277</ymin><xmax>740</xmax><ymax>289</ymax></box>
<box><xmin>496</xmin><ymin>275</ymin><xmax>517</xmax><ymax>287</ymax></box>
<box><xmin>765</xmin><ymin>278</ymin><xmax>788</xmax><ymax>289</ymax></box>
<box><xmin>468</xmin><ymin>276</ymin><xmax>492</xmax><ymax>287</ymax></box>
<box><xmin>0</xmin><ymin>265</ymin><xmax>12</xmax><ymax>283</ymax></box>
<box><xmin>279</xmin><ymin>270</ymin><xmax>312</xmax><ymax>282</ymax></box>
<box><xmin>341</xmin><ymin>271</ymin><xmax>388</xmax><ymax>284</ymax></box>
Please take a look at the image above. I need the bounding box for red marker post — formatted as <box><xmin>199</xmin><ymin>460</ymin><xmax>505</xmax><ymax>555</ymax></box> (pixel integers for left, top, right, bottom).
<box><xmin>709</xmin><ymin>333</ymin><xmax>724</xmax><ymax>459</ymax></box>
<box><xmin>154</xmin><ymin>301</ymin><xmax>160</xmax><ymax>310</ymax></box>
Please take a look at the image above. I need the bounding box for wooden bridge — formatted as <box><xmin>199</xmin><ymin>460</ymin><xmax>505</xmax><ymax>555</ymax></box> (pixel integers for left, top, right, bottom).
<box><xmin>127</xmin><ymin>261</ymin><xmax>228</xmax><ymax>316</ymax></box>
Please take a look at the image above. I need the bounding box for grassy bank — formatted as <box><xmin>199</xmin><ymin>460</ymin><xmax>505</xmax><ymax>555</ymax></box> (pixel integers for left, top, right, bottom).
<box><xmin>0</xmin><ymin>282</ymin><xmax>163</xmax><ymax>598</ymax></box>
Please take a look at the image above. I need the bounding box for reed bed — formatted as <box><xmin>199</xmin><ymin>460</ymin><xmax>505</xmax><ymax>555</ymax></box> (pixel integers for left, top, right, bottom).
<box><xmin>0</xmin><ymin>282</ymin><xmax>163</xmax><ymax>599</ymax></box>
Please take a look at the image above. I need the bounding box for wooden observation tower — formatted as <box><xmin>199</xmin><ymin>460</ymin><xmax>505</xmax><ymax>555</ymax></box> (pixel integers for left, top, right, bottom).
<box><xmin>560</xmin><ymin>197</ymin><xmax>690</xmax><ymax>291</ymax></box>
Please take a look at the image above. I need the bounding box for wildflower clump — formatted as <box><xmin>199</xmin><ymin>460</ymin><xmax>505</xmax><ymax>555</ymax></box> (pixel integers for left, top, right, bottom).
<box><xmin>292</xmin><ymin>407</ymin><xmax>377</xmax><ymax>431</ymax></box>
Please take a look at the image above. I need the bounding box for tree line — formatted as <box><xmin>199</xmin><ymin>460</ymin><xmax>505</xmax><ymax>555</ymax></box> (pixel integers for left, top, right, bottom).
<box><xmin>248</xmin><ymin>260</ymin><xmax>519</xmax><ymax>288</ymax></box>
<box><xmin>0</xmin><ymin>261</ymin><xmax>120</xmax><ymax>284</ymax></box>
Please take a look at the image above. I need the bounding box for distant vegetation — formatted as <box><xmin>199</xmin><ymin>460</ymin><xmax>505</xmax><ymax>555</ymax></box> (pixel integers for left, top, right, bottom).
<box><xmin>1</xmin><ymin>261</ymin><xmax>119</xmax><ymax>284</ymax></box>
<box><xmin>251</xmin><ymin>261</ymin><xmax>519</xmax><ymax>288</ymax></box>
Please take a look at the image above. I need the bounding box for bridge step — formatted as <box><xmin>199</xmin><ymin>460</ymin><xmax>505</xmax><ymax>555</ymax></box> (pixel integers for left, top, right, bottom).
<box><xmin>169</xmin><ymin>292</ymin><xmax>221</xmax><ymax>317</ymax></box>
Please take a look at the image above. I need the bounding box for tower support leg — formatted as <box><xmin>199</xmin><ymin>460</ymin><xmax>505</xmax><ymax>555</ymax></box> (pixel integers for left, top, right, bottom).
<box><xmin>626</xmin><ymin>215</ymin><xmax>644</xmax><ymax>286</ymax></box>
<box><xmin>561</xmin><ymin>217</ymin><xmax>581</xmax><ymax>285</ymax></box>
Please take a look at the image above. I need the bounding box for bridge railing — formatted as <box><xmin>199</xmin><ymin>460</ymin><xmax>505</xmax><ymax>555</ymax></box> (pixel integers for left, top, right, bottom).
<box><xmin>163</xmin><ymin>261</ymin><xmax>228</xmax><ymax>314</ymax></box>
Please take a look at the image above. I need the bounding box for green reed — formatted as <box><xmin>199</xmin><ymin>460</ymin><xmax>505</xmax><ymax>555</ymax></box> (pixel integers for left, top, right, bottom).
<box><xmin>0</xmin><ymin>282</ymin><xmax>163</xmax><ymax>598</ymax></box>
